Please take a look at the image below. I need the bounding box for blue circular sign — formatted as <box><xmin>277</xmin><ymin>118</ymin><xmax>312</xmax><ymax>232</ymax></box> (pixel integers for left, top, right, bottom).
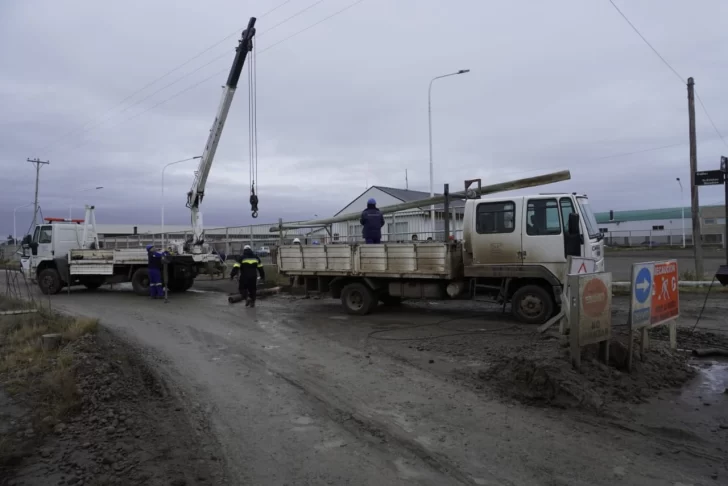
<box><xmin>634</xmin><ymin>267</ymin><xmax>652</xmax><ymax>304</ymax></box>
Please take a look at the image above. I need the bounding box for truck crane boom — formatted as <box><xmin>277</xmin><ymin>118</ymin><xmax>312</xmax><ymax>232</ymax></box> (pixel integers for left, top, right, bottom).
<box><xmin>186</xmin><ymin>16</ymin><xmax>256</xmax><ymax>252</ymax></box>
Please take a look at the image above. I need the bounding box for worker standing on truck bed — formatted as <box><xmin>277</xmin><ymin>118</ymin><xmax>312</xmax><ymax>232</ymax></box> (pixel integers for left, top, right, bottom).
<box><xmin>360</xmin><ymin>198</ymin><xmax>385</xmax><ymax>244</ymax></box>
<box><xmin>231</xmin><ymin>245</ymin><xmax>266</xmax><ymax>307</ymax></box>
<box><xmin>146</xmin><ymin>245</ymin><xmax>166</xmax><ymax>299</ymax></box>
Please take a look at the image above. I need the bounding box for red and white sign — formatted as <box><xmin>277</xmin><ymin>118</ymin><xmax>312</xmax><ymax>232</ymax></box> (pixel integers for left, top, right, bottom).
<box><xmin>651</xmin><ymin>261</ymin><xmax>679</xmax><ymax>326</ymax></box>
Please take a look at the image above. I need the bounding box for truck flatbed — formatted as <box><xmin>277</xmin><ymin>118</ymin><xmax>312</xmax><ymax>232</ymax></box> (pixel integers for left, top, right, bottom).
<box><xmin>278</xmin><ymin>243</ymin><xmax>461</xmax><ymax>279</ymax></box>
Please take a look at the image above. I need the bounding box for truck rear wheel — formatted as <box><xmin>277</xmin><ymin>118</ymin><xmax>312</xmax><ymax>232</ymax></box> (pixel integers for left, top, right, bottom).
<box><xmin>341</xmin><ymin>282</ymin><xmax>376</xmax><ymax>315</ymax></box>
<box><xmin>511</xmin><ymin>284</ymin><xmax>554</xmax><ymax>324</ymax></box>
<box><xmin>38</xmin><ymin>268</ymin><xmax>62</xmax><ymax>295</ymax></box>
<box><xmin>131</xmin><ymin>268</ymin><xmax>150</xmax><ymax>296</ymax></box>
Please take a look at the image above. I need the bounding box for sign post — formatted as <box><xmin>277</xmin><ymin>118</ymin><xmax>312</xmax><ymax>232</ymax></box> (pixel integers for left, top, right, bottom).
<box><xmin>626</xmin><ymin>260</ymin><xmax>680</xmax><ymax>371</ymax></box>
<box><xmin>568</xmin><ymin>272</ymin><xmax>612</xmax><ymax>370</ymax></box>
<box><xmin>722</xmin><ymin>156</ymin><xmax>728</xmax><ymax>268</ymax></box>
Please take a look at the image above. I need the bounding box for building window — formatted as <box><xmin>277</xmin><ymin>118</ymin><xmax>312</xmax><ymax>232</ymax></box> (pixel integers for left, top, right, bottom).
<box><xmin>599</xmin><ymin>227</ymin><xmax>609</xmax><ymax>233</ymax></box>
<box><xmin>386</xmin><ymin>222</ymin><xmax>408</xmax><ymax>241</ymax></box>
<box><xmin>652</xmin><ymin>225</ymin><xmax>664</xmax><ymax>231</ymax></box>
<box><xmin>704</xmin><ymin>219</ymin><xmax>716</xmax><ymax>225</ymax></box>
<box><xmin>526</xmin><ymin>198</ymin><xmax>561</xmax><ymax>236</ymax></box>
<box><xmin>333</xmin><ymin>233</ymin><xmax>340</xmax><ymax>241</ymax></box>
<box><xmin>476</xmin><ymin>201</ymin><xmax>515</xmax><ymax>234</ymax></box>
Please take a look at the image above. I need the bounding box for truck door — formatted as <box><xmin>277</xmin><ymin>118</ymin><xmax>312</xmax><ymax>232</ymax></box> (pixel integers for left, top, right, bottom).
<box><xmin>470</xmin><ymin>199</ymin><xmax>523</xmax><ymax>265</ymax></box>
<box><xmin>521</xmin><ymin>197</ymin><xmax>564</xmax><ymax>270</ymax></box>
<box><xmin>37</xmin><ymin>225</ymin><xmax>53</xmax><ymax>257</ymax></box>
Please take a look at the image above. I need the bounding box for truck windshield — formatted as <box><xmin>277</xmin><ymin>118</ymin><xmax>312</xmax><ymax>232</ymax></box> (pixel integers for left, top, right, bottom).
<box><xmin>576</xmin><ymin>198</ymin><xmax>601</xmax><ymax>240</ymax></box>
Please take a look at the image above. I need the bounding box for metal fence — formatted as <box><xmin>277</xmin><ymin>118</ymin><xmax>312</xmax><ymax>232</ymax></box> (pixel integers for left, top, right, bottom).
<box><xmin>603</xmin><ymin>229</ymin><xmax>724</xmax><ymax>248</ymax></box>
<box><xmin>99</xmin><ymin>210</ymin><xmax>465</xmax><ymax>255</ymax></box>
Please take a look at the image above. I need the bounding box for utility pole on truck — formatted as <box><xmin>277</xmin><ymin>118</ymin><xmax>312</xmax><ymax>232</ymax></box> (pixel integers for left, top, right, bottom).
<box><xmin>186</xmin><ymin>17</ymin><xmax>256</xmax><ymax>253</ymax></box>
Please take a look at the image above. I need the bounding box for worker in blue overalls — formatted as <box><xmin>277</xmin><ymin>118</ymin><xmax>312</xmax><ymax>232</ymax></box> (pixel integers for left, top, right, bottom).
<box><xmin>146</xmin><ymin>244</ymin><xmax>166</xmax><ymax>299</ymax></box>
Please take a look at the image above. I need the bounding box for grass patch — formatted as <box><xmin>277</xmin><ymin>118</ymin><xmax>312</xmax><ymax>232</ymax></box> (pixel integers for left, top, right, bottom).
<box><xmin>0</xmin><ymin>296</ymin><xmax>99</xmax><ymax>435</ymax></box>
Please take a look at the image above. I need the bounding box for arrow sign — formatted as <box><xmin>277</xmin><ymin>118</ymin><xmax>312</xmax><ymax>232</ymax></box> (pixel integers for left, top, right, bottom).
<box><xmin>630</xmin><ymin>263</ymin><xmax>654</xmax><ymax>329</ymax></box>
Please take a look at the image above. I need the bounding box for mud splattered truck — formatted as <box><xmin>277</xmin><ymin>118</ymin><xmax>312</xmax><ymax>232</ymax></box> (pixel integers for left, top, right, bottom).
<box><xmin>277</xmin><ymin>189</ymin><xmax>604</xmax><ymax>324</ymax></box>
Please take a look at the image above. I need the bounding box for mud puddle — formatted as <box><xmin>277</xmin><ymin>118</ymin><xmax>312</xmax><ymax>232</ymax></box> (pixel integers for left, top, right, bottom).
<box><xmin>684</xmin><ymin>358</ymin><xmax>728</xmax><ymax>401</ymax></box>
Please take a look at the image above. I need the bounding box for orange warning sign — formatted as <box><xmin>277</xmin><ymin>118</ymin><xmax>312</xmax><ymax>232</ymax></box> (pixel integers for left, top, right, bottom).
<box><xmin>651</xmin><ymin>261</ymin><xmax>679</xmax><ymax>326</ymax></box>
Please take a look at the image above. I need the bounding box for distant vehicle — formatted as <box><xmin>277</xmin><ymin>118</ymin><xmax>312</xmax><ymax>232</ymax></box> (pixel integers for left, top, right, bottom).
<box><xmin>256</xmin><ymin>247</ymin><xmax>270</xmax><ymax>257</ymax></box>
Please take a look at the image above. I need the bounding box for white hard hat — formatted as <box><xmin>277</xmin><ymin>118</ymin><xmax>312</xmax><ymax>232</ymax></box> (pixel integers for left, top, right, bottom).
<box><xmin>293</xmin><ymin>238</ymin><xmax>301</xmax><ymax>244</ymax></box>
<box><xmin>244</xmin><ymin>245</ymin><xmax>251</xmax><ymax>250</ymax></box>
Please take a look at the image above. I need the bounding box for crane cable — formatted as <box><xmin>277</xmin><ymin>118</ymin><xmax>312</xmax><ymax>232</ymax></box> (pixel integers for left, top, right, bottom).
<box><xmin>248</xmin><ymin>42</ymin><xmax>259</xmax><ymax>218</ymax></box>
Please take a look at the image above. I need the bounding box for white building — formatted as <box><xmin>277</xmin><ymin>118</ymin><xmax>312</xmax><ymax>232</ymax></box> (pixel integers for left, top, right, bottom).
<box><xmin>595</xmin><ymin>205</ymin><xmax>725</xmax><ymax>247</ymax></box>
<box><xmin>324</xmin><ymin>186</ymin><xmax>464</xmax><ymax>243</ymax></box>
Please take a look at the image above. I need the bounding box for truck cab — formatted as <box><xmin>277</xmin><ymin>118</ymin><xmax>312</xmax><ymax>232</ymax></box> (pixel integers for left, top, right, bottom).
<box><xmin>462</xmin><ymin>193</ymin><xmax>604</xmax><ymax>321</ymax></box>
<box><xmin>21</xmin><ymin>218</ymin><xmax>100</xmax><ymax>292</ymax></box>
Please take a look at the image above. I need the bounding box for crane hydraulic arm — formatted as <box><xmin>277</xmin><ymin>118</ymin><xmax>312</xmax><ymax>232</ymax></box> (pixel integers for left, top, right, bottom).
<box><xmin>186</xmin><ymin>16</ymin><xmax>256</xmax><ymax>251</ymax></box>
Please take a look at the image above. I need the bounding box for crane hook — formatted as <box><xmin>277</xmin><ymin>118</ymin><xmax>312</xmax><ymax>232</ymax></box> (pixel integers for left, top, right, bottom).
<box><xmin>250</xmin><ymin>189</ymin><xmax>259</xmax><ymax>219</ymax></box>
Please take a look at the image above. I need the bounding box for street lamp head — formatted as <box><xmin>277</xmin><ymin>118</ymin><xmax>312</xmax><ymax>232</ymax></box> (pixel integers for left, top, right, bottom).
<box><xmin>457</xmin><ymin>69</ymin><xmax>470</xmax><ymax>74</ymax></box>
<box><xmin>676</xmin><ymin>177</ymin><xmax>680</xmax><ymax>181</ymax></box>
<box><xmin>193</xmin><ymin>156</ymin><xmax>202</xmax><ymax>159</ymax></box>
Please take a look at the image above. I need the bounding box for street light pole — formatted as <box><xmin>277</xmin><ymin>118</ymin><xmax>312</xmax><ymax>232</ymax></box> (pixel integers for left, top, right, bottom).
<box><xmin>13</xmin><ymin>202</ymin><xmax>34</xmax><ymax>244</ymax></box>
<box><xmin>161</xmin><ymin>156</ymin><xmax>202</xmax><ymax>248</ymax></box>
<box><xmin>677</xmin><ymin>178</ymin><xmax>685</xmax><ymax>248</ymax></box>
<box><xmin>70</xmin><ymin>186</ymin><xmax>104</xmax><ymax>220</ymax></box>
<box><xmin>428</xmin><ymin>69</ymin><xmax>470</xmax><ymax>239</ymax></box>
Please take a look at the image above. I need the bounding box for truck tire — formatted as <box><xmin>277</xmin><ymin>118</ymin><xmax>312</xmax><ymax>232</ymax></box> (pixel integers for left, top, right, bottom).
<box><xmin>341</xmin><ymin>282</ymin><xmax>376</xmax><ymax>316</ymax></box>
<box><xmin>511</xmin><ymin>284</ymin><xmax>554</xmax><ymax>325</ymax></box>
<box><xmin>131</xmin><ymin>268</ymin><xmax>150</xmax><ymax>296</ymax></box>
<box><xmin>38</xmin><ymin>268</ymin><xmax>62</xmax><ymax>295</ymax></box>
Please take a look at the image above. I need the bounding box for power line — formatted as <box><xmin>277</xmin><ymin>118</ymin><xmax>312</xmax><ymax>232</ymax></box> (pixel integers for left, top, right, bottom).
<box><xmin>695</xmin><ymin>92</ymin><xmax>728</xmax><ymax>149</ymax></box>
<box><xmin>606</xmin><ymin>0</ymin><xmax>684</xmax><ymax>84</ymax></box>
<box><xmin>39</xmin><ymin>0</ymin><xmax>299</xmax><ymax>154</ymax></box>
<box><xmin>54</xmin><ymin>0</ymin><xmax>367</xmax><ymax>158</ymax></box>
<box><xmin>606</xmin><ymin>0</ymin><xmax>728</xmax><ymax>149</ymax></box>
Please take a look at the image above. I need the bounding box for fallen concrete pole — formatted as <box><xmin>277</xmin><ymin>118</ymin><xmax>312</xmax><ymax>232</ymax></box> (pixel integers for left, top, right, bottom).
<box><xmin>269</xmin><ymin>170</ymin><xmax>571</xmax><ymax>231</ymax></box>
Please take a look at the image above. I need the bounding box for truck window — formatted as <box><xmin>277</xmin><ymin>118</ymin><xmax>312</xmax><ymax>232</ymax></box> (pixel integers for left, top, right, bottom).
<box><xmin>476</xmin><ymin>201</ymin><xmax>515</xmax><ymax>234</ymax></box>
<box><xmin>526</xmin><ymin>199</ymin><xmax>561</xmax><ymax>236</ymax></box>
<box><xmin>39</xmin><ymin>225</ymin><xmax>53</xmax><ymax>244</ymax></box>
<box><xmin>32</xmin><ymin>226</ymin><xmax>41</xmax><ymax>244</ymax></box>
<box><xmin>559</xmin><ymin>198</ymin><xmax>575</xmax><ymax>233</ymax></box>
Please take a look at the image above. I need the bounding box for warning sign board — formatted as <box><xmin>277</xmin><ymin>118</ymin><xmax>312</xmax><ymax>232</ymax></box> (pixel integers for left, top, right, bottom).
<box><xmin>651</xmin><ymin>260</ymin><xmax>679</xmax><ymax>326</ymax></box>
<box><xmin>629</xmin><ymin>262</ymin><xmax>654</xmax><ymax>330</ymax></box>
<box><xmin>569</xmin><ymin>272</ymin><xmax>612</xmax><ymax>346</ymax></box>
<box><xmin>567</xmin><ymin>256</ymin><xmax>597</xmax><ymax>275</ymax></box>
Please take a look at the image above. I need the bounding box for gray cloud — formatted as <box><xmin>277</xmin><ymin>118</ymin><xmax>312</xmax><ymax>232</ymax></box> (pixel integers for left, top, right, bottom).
<box><xmin>2</xmin><ymin>0</ymin><xmax>727</xmax><ymax>240</ymax></box>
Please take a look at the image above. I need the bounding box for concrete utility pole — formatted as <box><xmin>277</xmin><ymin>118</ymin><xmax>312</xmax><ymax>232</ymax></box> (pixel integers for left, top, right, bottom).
<box><xmin>27</xmin><ymin>158</ymin><xmax>49</xmax><ymax>229</ymax></box>
<box><xmin>687</xmin><ymin>78</ymin><xmax>704</xmax><ymax>278</ymax></box>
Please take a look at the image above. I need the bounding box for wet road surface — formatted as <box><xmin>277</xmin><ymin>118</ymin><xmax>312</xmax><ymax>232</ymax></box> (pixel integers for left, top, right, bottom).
<box><xmin>13</xmin><ymin>282</ymin><xmax>719</xmax><ymax>486</ymax></box>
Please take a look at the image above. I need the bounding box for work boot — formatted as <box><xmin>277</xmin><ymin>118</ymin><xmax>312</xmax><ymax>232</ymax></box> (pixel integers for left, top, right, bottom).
<box><xmin>249</xmin><ymin>300</ymin><xmax>256</xmax><ymax>308</ymax></box>
<box><xmin>245</xmin><ymin>299</ymin><xmax>250</xmax><ymax>307</ymax></box>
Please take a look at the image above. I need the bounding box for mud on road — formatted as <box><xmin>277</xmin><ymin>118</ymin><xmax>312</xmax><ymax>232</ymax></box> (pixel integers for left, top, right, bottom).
<box><xmin>9</xmin><ymin>276</ymin><xmax>728</xmax><ymax>485</ymax></box>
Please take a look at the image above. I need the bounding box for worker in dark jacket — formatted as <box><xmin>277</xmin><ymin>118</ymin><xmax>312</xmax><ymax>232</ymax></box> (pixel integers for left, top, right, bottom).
<box><xmin>360</xmin><ymin>198</ymin><xmax>385</xmax><ymax>244</ymax></box>
<box><xmin>146</xmin><ymin>244</ymin><xmax>165</xmax><ymax>299</ymax></box>
<box><xmin>232</xmin><ymin>245</ymin><xmax>266</xmax><ymax>307</ymax></box>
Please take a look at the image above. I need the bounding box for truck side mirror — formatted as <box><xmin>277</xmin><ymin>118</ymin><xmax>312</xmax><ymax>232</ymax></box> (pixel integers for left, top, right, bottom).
<box><xmin>21</xmin><ymin>234</ymin><xmax>31</xmax><ymax>246</ymax></box>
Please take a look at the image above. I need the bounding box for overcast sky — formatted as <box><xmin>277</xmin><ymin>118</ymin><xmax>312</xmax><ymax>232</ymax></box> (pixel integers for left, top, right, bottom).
<box><xmin>1</xmin><ymin>0</ymin><xmax>727</xmax><ymax>239</ymax></box>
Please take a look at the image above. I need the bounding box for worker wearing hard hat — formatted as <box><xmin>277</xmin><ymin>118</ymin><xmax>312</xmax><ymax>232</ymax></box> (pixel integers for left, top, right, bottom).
<box><xmin>360</xmin><ymin>198</ymin><xmax>385</xmax><ymax>244</ymax></box>
<box><xmin>232</xmin><ymin>245</ymin><xmax>266</xmax><ymax>307</ymax></box>
<box><xmin>145</xmin><ymin>245</ymin><xmax>165</xmax><ymax>299</ymax></box>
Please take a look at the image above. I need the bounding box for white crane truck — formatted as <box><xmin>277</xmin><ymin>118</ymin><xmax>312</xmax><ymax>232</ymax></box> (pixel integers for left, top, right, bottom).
<box><xmin>20</xmin><ymin>18</ymin><xmax>258</xmax><ymax>296</ymax></box>
<box><xmin>277</xmin><ymin>191</ymin><xmax>604</xmax><ymax>324</ymax></box>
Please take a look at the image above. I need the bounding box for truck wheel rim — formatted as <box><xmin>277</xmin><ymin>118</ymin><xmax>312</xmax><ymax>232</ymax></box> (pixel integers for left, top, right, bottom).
<box><xmin>520</xmin><ymin>294</ymin><xmax>543</xmax><ymax>318</ymax></box>
<box><xmin>41</xmin><ymin>275</ymin><xmax>54</xmax><ymax>290</ymax></box>
<box><xmin>347</xmin><ymin>291</ymin><xmax>363</xmax><ymax>310</ymax></box>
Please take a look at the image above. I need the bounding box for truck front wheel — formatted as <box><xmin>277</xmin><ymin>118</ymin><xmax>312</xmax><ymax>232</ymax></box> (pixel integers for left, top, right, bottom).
<box><xmin>341</xmin><ymin>282</ymin><xmax>376</xmax><ymax>315</ymax></box>
<box><xmin>131</xmin><ymin>268</ymin><xmax>150</xmax><ymax>296</ymax></box>
<box><xmin>38</xmin><ymin>268</ymin><xmax>62</xmax><ymax>295</ymax></box>
<box><xmin>511</xmin><ymin>284</ymin><xmax>554</xmax><ymax>324</ymax></box>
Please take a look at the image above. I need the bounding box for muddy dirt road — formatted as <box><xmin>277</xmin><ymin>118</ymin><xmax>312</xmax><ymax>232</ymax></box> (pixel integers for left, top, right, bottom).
<box><xmin>8</xmin><ymin>278</ymin><xmax>727</xmax><ymax>485</ymax></box>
